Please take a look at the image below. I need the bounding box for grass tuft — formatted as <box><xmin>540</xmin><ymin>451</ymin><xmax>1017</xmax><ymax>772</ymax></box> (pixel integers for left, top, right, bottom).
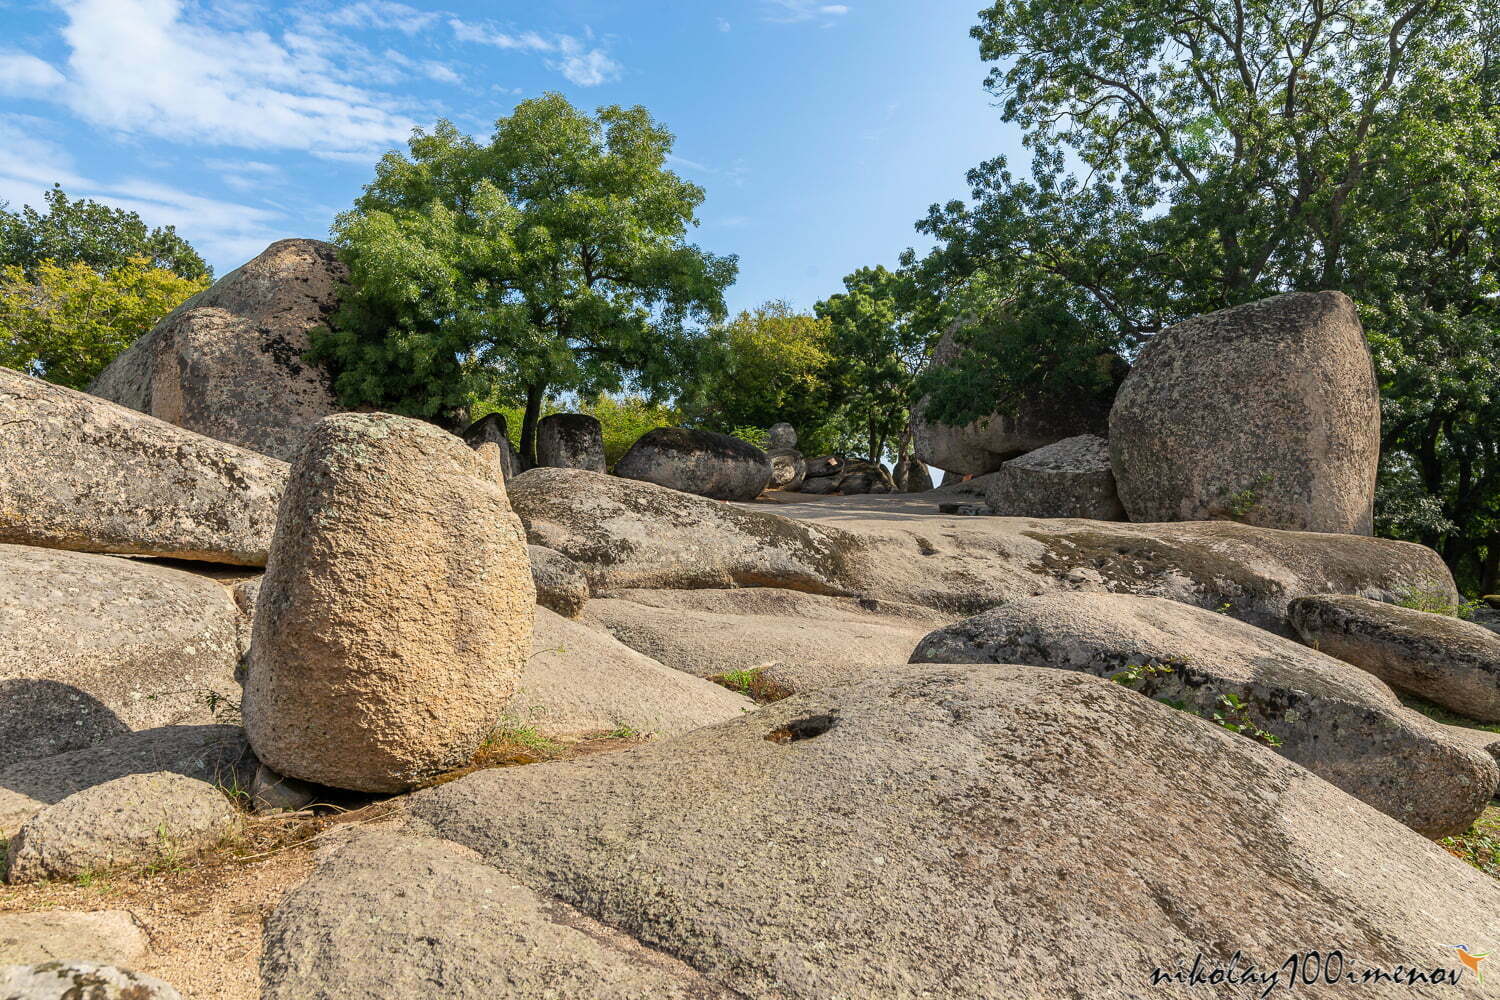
<box><xmin>710</xmin><ymin>667</ymin><xmax>794</xmax><ymax>703</ymax></box>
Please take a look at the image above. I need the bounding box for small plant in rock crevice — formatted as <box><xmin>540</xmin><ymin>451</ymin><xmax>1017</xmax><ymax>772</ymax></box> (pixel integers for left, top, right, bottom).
<box><xmin>1214</xmin><ymin>473</ymin><xmax>1274</xmax><ymax>521</ymax></box>
<box><xmin>1394</xmin><ymin>586</ymin><xmax>1483</xmax><ymax>620</ymax></box>
<box><xmin>1110</xmin><ymin>660</ymin><xmax>1282</xmax><ymax>747</ymax></box>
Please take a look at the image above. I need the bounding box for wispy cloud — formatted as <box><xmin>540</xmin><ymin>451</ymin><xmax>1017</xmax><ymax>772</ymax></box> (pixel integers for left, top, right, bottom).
<box><xmin>448</xmin><ymin>18</ymin><xmax>621</xmax><ymax>86</ymax></box>
<box><xmin>763</xmin><ymin>1</ymin><xmax>852</xmax><ymax>23</ymax></box>
<box><xmin>717</xmin><ymin>17</ymin><xmax>732</xmax><ymax>32</ymax></box>
<box><xmin>0</xmin><ymin>51</ymin><xmax>67</xmax><ymax>95</ymax></box>
<box><xmin>323</xmin><ymin>1</ymin><xmax>438</xmax><ymax>34</ymax></box>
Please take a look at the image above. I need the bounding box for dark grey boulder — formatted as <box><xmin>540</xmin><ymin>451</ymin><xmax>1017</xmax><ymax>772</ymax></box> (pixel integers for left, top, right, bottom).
<box><xmin>614</xmin><ymin>428</ymin><xmax>771</xmax><ymax>501</ymax></box>
<box><xmin>767</xmin><ymin>422</ymin><xmax>797</xmax><ymax>449</ymax></box>
<box><xmin>462</xmin><ymin>413</ymin><xmax>521</xmax><ymax>482</ymax></box>
<box><xmin>528</xmin><ymin>544</ymin><xmax>590</xmax><ymax>618</ymax></box>
<box><xmin>766</xmin><ymin>448</ymin><xmax>805</xmax><ymax>491</ymax></box>
<box><xmin>536</xmin><ymin>413</ymin><xmax>607</xmax><ymax>473</ymax></box>
<box><xmin>892</xmin><ymin>456</ymin><xmax>933</xmax><ymax>492</ymax></box>
<box><xmin>985</xmin><ymin>434</ymin><xmax>1124</xmax><ymax>520</ymax></box>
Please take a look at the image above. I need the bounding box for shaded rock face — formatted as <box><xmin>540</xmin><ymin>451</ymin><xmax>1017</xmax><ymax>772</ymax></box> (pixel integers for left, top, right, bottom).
<box><xmin>1110</xmin><ymin>291</ymin><xmax>1380</xmax><ymax>534</ymax></box>
<box><xmin>985</xmin><ymin>434</ymin><xmax>1124</xmax><ymax>520</ymax></box>
<box><xmin>765</xmin><ymin>448</ymin><xmax>805</xmax><ymax>490</ymax></box>
<box><xmin>245</xmin><ymin>414</ymin><xmax>535</xmax><ymax>793</ymax></box>
<box><xmin>892</xmin><ymin>456</ymin><xmax>933</xmax><ymax>493</ymax></box>
<box><xmin>803</xmin><ymin>455</ymin><xmax>844</xmax><ymax>479</ymax></box>
<box><xmin>88</xmin><ymin>239</ymin><xmax>345</xmax><ymax>464</ymax></box>
<box><xmin>1290</xmin><ymin>594</ymin><xmax>1500</xmax><ymax>723</ymax></box>
<box><xmin>911</xmin><ymin>317</ymin><xmax>1123</xmax><ymax>475</ymax></box>
<box><xmin>0</xmin><ymin>546</ymin><xmax>242</xmax><ymax>769</ymax></box>
<box><xmin>911</xmin><ymin>593</ymin><xmax>1496</xmax><ymax>838</ymax></box>
<box><xmin>89</xmin><ymin>239</ymin><xmax>346</xmax><ymax>461</ymax></box>
<box><xmin>261</xmin><ymin>830</ymin><xmax>731</xmax><ymax>1000</ymax></box>
<box><xmin>0</xmin><ymin>367</ymin><xmax>288</xmax><ymax>565</ymax></box>
<box><xmin>767</xmin><ymin>422</ymin><xmax>797</xmax><ymax>449</ymax></box>
<box><xmin>0</xmin><ymin>963</ymin><xmax>181</xmax><ymax>1000</ymax></box>
<box><xmin>614</xmin><ymin>427</ymin><xmax>771</xmax><ymax>501</ymax></box>
<box><xmin>528</xmin><ymin>544</ymin><xmax>590</xmax><ymax>618</ymax></box>
<box><xmin>4</xmin><ymin>771</ymin><xmax>236</xmax><ymax>883</ymax></box>
<box><xmin>832</xmin><ymin>459</ymin><xmax>895</xmax><ymax>495</ymax></box>
<box><xmin>536</xmin><ymin>413</ymin><xmax>607</xmax><ymax>473</ymax></box>
<box><xmin>408</xmin><ymin>664</ymin><xmax>1499</xmax><ymax>999</ymax></box>
<box><xmin>462</xmin><ymin>413</ymin><xmax>520</xmax><ymax>482</ymax></box>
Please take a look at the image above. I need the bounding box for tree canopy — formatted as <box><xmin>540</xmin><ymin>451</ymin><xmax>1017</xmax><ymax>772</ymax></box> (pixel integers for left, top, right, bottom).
<box><xmin>0</xmin><ymin>185</ymin><xmax>210</xmax><ymax>282</ymax></box>
<box><xmin>311</xmin><ymin>94</ymin><xmax>739</xmax><ymax>463</ymax></box>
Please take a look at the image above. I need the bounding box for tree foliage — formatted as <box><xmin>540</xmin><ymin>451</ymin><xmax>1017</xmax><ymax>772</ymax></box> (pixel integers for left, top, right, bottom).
<box><xmin>472</xmin><ymin>391</ymin><xmax>682</xmax><ymax>469</ymax></box>
<box><xmin>914</xmin><ymin>0</ymin><xmax>1500</xmax><ymax>588</ymax></box>
<box><xmin>311</xmin><ymin>95</ymin><xmax>738</xmax><ymax>463</ymax></box>
<box><xmin>0</xmin><ymin>256</ymin><xmax>209</xmax><ymax>389</ymax></box>
<box><xmin>0</xmin><ymin>185</ymin><xmax>210</xmax><ymax>281</ymax></box>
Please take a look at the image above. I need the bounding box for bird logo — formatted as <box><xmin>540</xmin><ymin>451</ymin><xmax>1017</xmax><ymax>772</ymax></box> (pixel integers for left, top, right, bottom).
<box><xmin>1448</xmin><ymin>944</ymin><xmax>1491</xmax><ymax>984</ymax></box>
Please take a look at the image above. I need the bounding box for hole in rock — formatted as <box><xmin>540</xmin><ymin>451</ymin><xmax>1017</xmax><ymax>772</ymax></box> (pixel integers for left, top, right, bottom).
<box><xmin>765</xmin><ymin>714</ymin><xmax>839</xmax><ymax>744</ymax></box>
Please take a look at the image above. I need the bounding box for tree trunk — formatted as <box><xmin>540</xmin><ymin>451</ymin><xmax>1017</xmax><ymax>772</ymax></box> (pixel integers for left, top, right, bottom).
<box><xmin>867</xmin><ymin>422</ymin><xmax>879</xmax><ymax>465</ymax></box>
<box><xmin>1482</xmin><ymin>537</ymin><xmax>1500</xmax><ymax>596</ymax></box>
<box><xmin>519</xmin><ymin>381</ymin><xmax>545</xmax><ymax>470</ymax></box>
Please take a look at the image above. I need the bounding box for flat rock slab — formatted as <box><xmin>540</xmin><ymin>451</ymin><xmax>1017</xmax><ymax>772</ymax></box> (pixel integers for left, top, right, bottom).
<box><xmin>409</xmin><ymin>664</ymin><xmax>1498</xmax><ymax>999</ymax></box>
<box><xmin>0</xmin><ymin>912</ymin><xmax>147</xmax><ymax>967</ymax></box>
<box><xmin>1290</xmin><ymin>594</ymin><xmax>1500</xmax><ymax>723</ymax></box>
<box><xmin>0</xmin><ymin>962</ymin><xmax>181</xmax><ymax>999</ymax></box>
<box><xmin>511</xmin><ymin>608</ymin><xmax>751</xmax><ymax>738</ymax></box>
<box><xmin>261</xmin><ymin>829</ymin><xmax>732</xmax><ymax>1000</ymax></box>
<box><xmin>0</xmin><ymin>546</ymin><xmax>242</xmax><ymax>769</ymax></box>
<box><xmin>0</xmin><ymin>367</ymin><xmax>288</xmax><ymax>565</ymax></box>
<box><xmin>985</xmin><ymin>433</ymin><xmax>1124</xmax><ymax>520</ymax></box>
<box><xmin>911</xmin><ymin>593</ymin><xmax>1497</xmax><ymax>837</ymax></box>
<box><xmin>0</xmin><ymin>724</ymin><xmax>253</xmax><ymax>838</ymax></box>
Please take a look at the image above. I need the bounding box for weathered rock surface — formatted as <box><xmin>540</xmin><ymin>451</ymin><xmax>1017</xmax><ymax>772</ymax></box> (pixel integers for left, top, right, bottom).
<box><xmin>766</xmin><ymin>447</ymin><xmax>805</xmax><ymax>491</ymax></box>
<box><xmin>245</xmin><ymin>414</ymin><xmax>535</xmax><ymax>793</ymax></box>
<box><xmin>261</xmin><ymin>829</ymin><xmax>730</xmax><ymax>1000</ymax></box>
<box><xmin>249</xmin><ymin>764</ymin><xmax>318</xmax><ymax>814</ymax></box>
<box><xmin>409</xmin><ymin>664</ymin><xmax>1498</xmax><ymax>999</ymax></box>
<box><xmin>830</xmin><ymin>459</ymin><xmax>896</xmax><ymax>495</ymax></box>
<box><xmin>0</xmin><ymin>912</ymin><xmax>147</xmax><ymax>967</ymax></box>
<box><xmin>986</xmin><ymin>434</ymin><xmax>1124</xmax><ymax>520</ymax></box>
<box><xmin>88</xmin><ymin>238</ymin><xmax>346</xmax><ymax>460</ymax></box>
<box><xmin>767</xmin><ymin>422</ymin><xmax>797</xmax><ymax>449</ymax></box>
<box><xmin>462</xmin><ymin>413</ymin><xmax>521</xmax><ymax>482</ymax></box>
<box><xmin>911</xmin><ymin>317</ymin><xmax>1122</xmax><ymax>475</ymax></box>
<box><xmin>0</xmin><ymin>547</ymin><xmax>242</xmax><ymax>769</ymax></box>
<box><xmin>1290</xmin><ymin>594</ymin><xmax>1500</xmax><ymax>722</ymax></box>
<box><xmin>528</xmin><ymin>544</ymin><xmax>590</xmax><ymax>618</ymax></box>
<box><xmin>0</xmin><ymin>963</ymin><xmax>182</xmax><ymax>999</ymax></box>
<box><xmin>4</xmin><ymin>772</ymin><xmax>236</xmax><ymax>883</ymax></box>
<box><xmin>535</xmin><ymin>413</ymin><xmax>607</xmax><ymax>472</ymax></box>
<box><xmin>614</xmin><ymin>428</ymin><xmax>771</xmax><ymax>501</ymax></box>
<box><xmin>1110</xmin><ymin>291</ymin><xmax>1379</xmax><ymax>534</ymax></box>
<box><xmin>0</xmin><ymin>368</ymin><xmax>288</xmax><ymax>564</ymax></box>
<box><xmin>911</xmin><ymin>593</ymin><xmax>1496</xmax><ymax>837</ymax></box>
<box><xmin>0</xmin><ymin>725</ymin><xmax>252</xmax><ymax>837</ymax></box>
<box><xmin>802</xmin><ymin>455</ymin><xmax>844</xmax><ymax>479</ymax></box>
<box><xmin>585</xmin><ymin>588</ymin><xmax>946</xmax><ymax>688</ymax></box>
<box><xmin>892</xmin><ymin>456</ymin><xmax>933</xmax><ymax>492</ymax></box>
<box><xmin>510</xmin><ymin>608</ymin><xmax>751</xmax><ymax>738</ymax></box>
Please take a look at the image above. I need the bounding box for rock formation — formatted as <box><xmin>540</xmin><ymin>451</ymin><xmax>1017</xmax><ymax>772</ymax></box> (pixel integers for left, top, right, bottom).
<box><xmin>613</xmin><ymin>427</ymin><xmax>771</xmax><ymax>501</ymax></box>
<box><xmin>535</xmin><ymin>413</ymin><xmax>607</xmax><ymax>472</ymax></box>
<box><xmin>985</xmin><ymin>433</ymin><xmax>1124</xmax><ymax>519</ymax></box>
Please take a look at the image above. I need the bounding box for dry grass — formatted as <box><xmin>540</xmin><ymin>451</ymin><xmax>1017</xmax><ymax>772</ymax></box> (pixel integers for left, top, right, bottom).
<box><xmin>1442</xmin><ymin>804</ymin><xmax>1500</xmax><ymax>882</ymax></box>
<box><xmin>709</xmin><ymin>667</ymin><xmax>794</xmax><ymax>703</ymax></box>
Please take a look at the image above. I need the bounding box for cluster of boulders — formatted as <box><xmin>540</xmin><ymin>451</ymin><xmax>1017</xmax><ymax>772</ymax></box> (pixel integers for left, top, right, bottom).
<box><xmin>1</xmin><ymin>239</ymin><xmax>1497</xmax><ymax>998</ymax></box>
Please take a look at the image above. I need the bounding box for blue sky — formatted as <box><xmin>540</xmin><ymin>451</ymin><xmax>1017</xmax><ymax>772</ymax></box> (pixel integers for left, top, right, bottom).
<box><xmin>0</xmin><ymin>0</ymin><xmax>1022</xmax><ymax>313</ymax></box>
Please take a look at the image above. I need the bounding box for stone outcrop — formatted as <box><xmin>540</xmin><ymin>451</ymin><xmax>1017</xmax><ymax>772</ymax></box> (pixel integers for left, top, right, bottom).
<box><xmin>0</xmin><ymin>912</ymin><xmax>147</xmax><ymax>967</ymax></box>
<box><xmin>535</xmin><ymin>413</ymin><xmax>607</xmax><ymax>472</ymax></box>
<box><xmin>1110</xmin><ymin>291</ymin><xmax>1380</xmax><ymax>533</ymax></box>
<box><xmin>767</xmin><ymin>422</ymin><xmax>797</xmax><ymax>449</ymax></box>
<box><xmin>0</xmin><ymin>546</ymin><xmax>242</xmax><ymax>769</ymax></box>
<box><xmin>0</xmin><ymin>367</ymin><xmax>288</xmax><ymax>565</ymax></box>
<box><xmin>911</xmin><ymin>592</ymin><xmax>1496</xmax><ymax>837</ymax></box>
<box><xmin>766</xmin><ymin>448</ymin><xmax>805</xmax><ymax>491</ymax></box>
<box><xmin>528</xmin><ymin>544</ymin><xmax>590</xmax><ymax>618</ymax></box>
<box><xmin>892</xmin><ymin>456</ymin><xmax>933</xmax><ymax>492</ymax></box>
<box><xmin>1289</xmin><ymin>594</ymin><xmax>1500</xmax><ymax>722</ymax></box>
<box><xmin>88</xmin><ymin>238</ymin><xmax>347</xmax><ymax>460</ymax></box>
<box><xmin>4</xmin><ymin>771</ymin><xmax>236</xmax><ymax>883</ymax></box>
<box><xmin>614</xmin><ymin>428</ymin><xmax>771</xmax><ymax>501</ymax></box>
<box><xmin>911</xmin><ymin>316</ymin><xmax>1123</xmax><ymax>475</ymax></box>
<box><xmin>462</xmin><ymin>413</ymin><xmax>521</xmax><ymax>482</ymax></box>
<box><xmin>0</xmin><ymin>963</ymin><xmax>181</xmax><ymax>1000</ymax></box>
<box><xmin>244</xmin><ymin>414</ymin><xmax>535</xmax><ymax>793</ymax></box>
<box><xmin>406</xmin><ymin>664</ymin><xmax>1499</xmax><ymax>998</ymax></box>
<box><xmin>985</xmin><ymin>434</ymin><xmax>1124</xmax><ymax>520</ymax></box>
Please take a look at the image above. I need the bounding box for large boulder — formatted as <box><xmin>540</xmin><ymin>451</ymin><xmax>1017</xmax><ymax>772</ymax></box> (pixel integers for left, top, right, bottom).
<box><xmin>4</xmin><ymin>771</ymin><xmax>237</xmax><ymax>883</ymax></box>
<box><xmin>1110</xmin><ymin>291</ymin><xmax>1379</xmax><ymax>533</ymax></box>
<box><xmin>0</xmin><ymin>368</ymin><xmax>288</xmax><ymax>565</ymax></box>
<box><xmin>0</xmin><ymin>725</ymin><xmax>252</xmax><ymax>837</ymax></box>
<box><xmin>407</xmin><ymin>664</ymin><xmax>1499</xmax><ymax>997</ymax></box>
<box><xmin>527</xmin><ymin>544</ymin><xmax>590</xmax><ymax>618</ymax></box>
<box><xmin>830</xmin><ymin>459</ymin><xmax>895</xmax><ymax>495</ymax></box>
<box><xmin>614</xmin><ymin>428</ymin><xmax>771</xmax><ymax>501</ymax></box>
<box><xmin>461</xmin><ymin>413</ymin><xmax>521</xmax><ymax>482</ymax></box>
<box><xmin>88</xmin><ymin>238</ymin><xmax>346</xmax><ymax>461</ymax></box>
<box><xmin>910</xmin><ymin>593</ymin><xmax>1496</xmax><ymax>837</ymax></box>
<box><xmin>511</xmin><ymin>608</ymin><xmax>752</xmax><ymax>738</ymax></box>
<box><xmin>0</xmin><ymin>963</ymin><xmax>181</xmax><ymax>1000</ymax></box>
<box><xmin>767</xmin><ymin>422</ymin><xmax>797</xmax><ymax>449</ymax></box>
<box><xmin>985</xmin><ymin>434</ymin><xmax>1124</xmax><ymax>520</ymax></box>
<box><xmin>765</xmin><ymin>448</ymin><xmax>805</xmax><ymax>491</ymax></box>
<box><xmin>0</xmin><ymin>912</ymin><xmax>147</xmax><ymax>967</ymax></box>
<box><xmin>1289</xmin><ymin>594</ymin><xmax>1500</xmax><ymax>722</ymax></box>
<box><xmin>261</xmin><ymin>829</ymin><xmax>729</xmax><ymax>1000</ymax></box>
<box><xmin>244</xmin><ymin>414</ymin><xmax>535</xmax><ymax>793</ymax></box>
<box><xmin>891</xmin><ymin>456</ymin><xmax>933</xmax><ymax>493</ymax></box>
<box><xmin>0</xmin><ymin>546</ymin><xmax>242</xmax><ymax>769</ymax></box>
<box><xmin>911</xmin><ymin>316</ymin><xmax>1123</xmax><ymax>475</ymax></box>
<box><xmin>536</xmin><ymin>413</ymin><xmax>607</xmax><ymax>472</ymax></box>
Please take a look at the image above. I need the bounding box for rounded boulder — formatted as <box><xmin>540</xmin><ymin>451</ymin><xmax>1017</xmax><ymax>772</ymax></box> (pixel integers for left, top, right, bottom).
<box><xmin>536</xmin><ymin>413</ymin><xmax>607</xmax><ymax>473</ymax></box>
<box><xmin>613</xmin><ymin>428</ymin><xmax>771</xmax><ymax>502</ymax></box>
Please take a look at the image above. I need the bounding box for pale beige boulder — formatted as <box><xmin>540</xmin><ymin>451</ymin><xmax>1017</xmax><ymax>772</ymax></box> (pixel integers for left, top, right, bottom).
<box><xmin>244</xmin><ymin>413</ymin><xmax>535</xmax><ymax>793</ymax></box>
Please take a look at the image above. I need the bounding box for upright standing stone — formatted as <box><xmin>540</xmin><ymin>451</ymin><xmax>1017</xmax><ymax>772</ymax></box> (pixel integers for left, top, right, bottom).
<box><xmin>462</xmin><ymin>413</ymin><xmax>521</xmax><ymax>482</ymax></box>
<box><xmin>985</xmin><ymin>434</ymin><xmax>1125</xmax><ymax>520</ymax></box>
<box><xmin>893</xmin><ymin>456</ymin><xmax>934</xmax><ymax>493</ymax></box>
<box><xmin>89</xmin><ymin>239</ymin><xmax>347</xmax><ymax>461</ymax></box>
<box><xmin>1109</xmin><ymin>291</ymin><xmax>1379</xmax><ymax>534</ymax></box>
<box><xmin>244</xmin><ymin>414</ymin><xmax>535</xmax><ymax>792</ymax></box>
<box><xmin>535</xmin><ymin>413</ymin><xmax>607</xmax><ymax>472</ymax></box>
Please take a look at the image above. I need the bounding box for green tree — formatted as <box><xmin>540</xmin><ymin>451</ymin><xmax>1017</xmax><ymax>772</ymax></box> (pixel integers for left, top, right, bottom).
<box><xmin>915</xmin><ymin>0</ymin><xmax>1500</xmax><ymax>587</ymax></box>
<box><xmin>680</xmin><ymin>300</ymin><xmax>841</xmax><ymax>453</ymax></box>
<box><xmin>0</xmin><ymin>186</ymin><xmax>210</xmax><ymax>281</ymax></box>
<box><xmin>312</xmin><ymin>95</ymin><xmax>739</xmax><ymax>464</ymax></box>
<box><xmin>0</xmin><ymin>256</ymin><xmax>209</xmax><ymax>388</ymax></box>
<box><xmin>473</xmin><ymin>390</ymin><xmax>681</xmax><ymax>468</ymax></box>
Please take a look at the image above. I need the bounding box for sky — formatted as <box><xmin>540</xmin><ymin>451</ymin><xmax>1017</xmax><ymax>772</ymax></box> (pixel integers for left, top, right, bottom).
<box><xmin>0</xmin><ymin>0</ymin><xmax>1023</xmax><ymax>314</ymax></box>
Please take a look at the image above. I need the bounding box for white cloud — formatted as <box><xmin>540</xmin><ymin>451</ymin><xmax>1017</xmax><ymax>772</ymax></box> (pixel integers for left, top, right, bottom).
<box><xmin>763</xmin><ymin>0</ymin><xmax>851</xmax><ymax>23</ymax></box>
<box><xmin>423</xmin><ymin>61</ymin><xmax>462</xmax><ymax>85</ymax></box>
<box><xmin>717</xmin><ymin>17</ymin><xmax>732</xmax><ymax>32</ymax></box>
<box><xmin>449</xmin><ymin>18</ymin><xmax>620</xmax><ymax>86</ymax></box>
<box><xmin>0</xmin><ymin>51</ymin><xmax>67</xmax><ymax>95</ymax></box>
<box><xmin>323</xmin><ymin>1</ymin><xmax>438</xmax><ymax>34</ymax></box>
<box><xmin>449</xmin><ymin>19</ymin><xmax>552</xmax><ymax>52</ymax></box>
<box><xmin>547</xmin><ymin>36</ymin><xmax>621</xmax><ymax>87</ymax></box>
